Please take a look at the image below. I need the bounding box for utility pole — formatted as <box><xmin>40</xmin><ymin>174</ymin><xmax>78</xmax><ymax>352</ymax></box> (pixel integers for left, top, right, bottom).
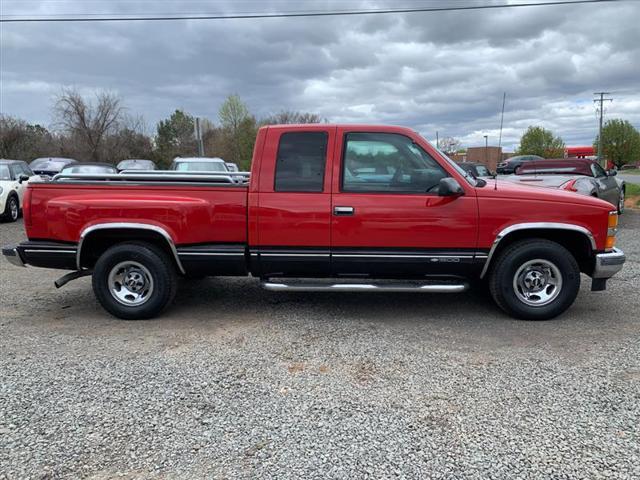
<box><xmin>194</xmin><ymin>117</ymin><xmax>205</xmax><ymax>157</ymax></box>
<box><xmin>484</xmin><ymin>135</ymin><xmax>488</xmax><ymax>166</ymax></box>
<box><xmin>436</xmin><ymin>131</ymin><xmax>439</xmax><ymax>150</ymax></box>
<box><xmin>498</xmin><ymin>92</ymin><xmax>506</xmax><ymax>149</ymax></box>
<box><xmin>594</xmin><ymin>92</ymin><xmax>612</xmax><ymax>168</ymax></box>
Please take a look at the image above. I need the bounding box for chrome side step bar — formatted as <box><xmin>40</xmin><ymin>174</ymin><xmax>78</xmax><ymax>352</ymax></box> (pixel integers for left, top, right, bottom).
<box><xmin>261</xmin><ymin>280</ymin><xmax>468</xmax><ymax>293</ymax></box>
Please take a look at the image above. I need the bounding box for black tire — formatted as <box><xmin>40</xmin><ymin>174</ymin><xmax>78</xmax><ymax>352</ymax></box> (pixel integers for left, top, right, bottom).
<box><xmin>489</xmin><ymin>239</ymin><xmax>580</xmax><ymax>320</ymax></box>
<box><xmin>92</xmin><ymin>242</ymin><xmax>177</xmax><ymax>320</ymax></box>
<box><xmin>2</xmin><ymin>194</ymin><xmax>19</xmax><ymax>222</ymax></box>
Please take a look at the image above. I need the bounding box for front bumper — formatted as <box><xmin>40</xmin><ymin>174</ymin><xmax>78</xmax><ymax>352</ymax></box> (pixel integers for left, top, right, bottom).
<box><xmin>592</xmin><ymin>247</ymin><xmax>626</xmax><ymax>279</ymax></box>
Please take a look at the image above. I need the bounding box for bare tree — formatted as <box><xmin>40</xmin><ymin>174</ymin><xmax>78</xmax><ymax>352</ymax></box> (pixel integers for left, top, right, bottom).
<box><xmin>54</xmin><ymin>89</ymin><xmax>123</xmax><ymax>161</ymax></box>
<box><xmin>261</xmin><ymin>110</ymin><xmax>324</xmax><ymax>125</ymax></box>
<box><xmin>439</xmin><ymin>137</ymin><xmax>462</xmax><ymax>155</ymax></box>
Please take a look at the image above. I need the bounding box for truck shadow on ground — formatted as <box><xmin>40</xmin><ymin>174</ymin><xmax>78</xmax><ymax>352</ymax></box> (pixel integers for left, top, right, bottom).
<box><xmin>170</xmin><ymin>276</ymin><xmax>512</xmax><ymax>324</ymax></box>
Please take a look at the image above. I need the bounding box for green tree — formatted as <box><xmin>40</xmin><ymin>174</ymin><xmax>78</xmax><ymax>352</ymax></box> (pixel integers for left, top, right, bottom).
<box><xmin>155</xmin><ymin>110</ymin><xmax>197</xmax><ymax>165</ymax></box>
<box><xmin>517</xmin><ymin>126</ymin><xmax>565</xmax><ymax>158</ymax></box>
<box><xmin>218</xmin><ymin>95</ymin><xmax>256</xmax><ymax>169</ymax></box>
<box><xmin>594</xmin><ymin>119</ymin><xmax>640</xmax><ymax>168</ymax></box>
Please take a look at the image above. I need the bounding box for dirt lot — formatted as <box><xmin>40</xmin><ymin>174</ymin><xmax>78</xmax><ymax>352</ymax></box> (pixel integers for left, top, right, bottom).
<box><xmin>1</xmin><ymin>215</ymin><xmax>639</xmax><ymax>479</ymax></box>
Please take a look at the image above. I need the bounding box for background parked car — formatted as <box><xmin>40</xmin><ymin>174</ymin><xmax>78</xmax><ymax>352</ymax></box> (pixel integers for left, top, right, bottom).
<box><xmin>496</xmin><ymin>155</ymin><xmax>544</xmax><ymax>174</ymax></box>
<box><xmin>503</xmin><ymin>158</ymin><xmax>625</xmax><ymax>213</ymax></box>
<box><xmin>170</xmin><ymin>157</ymin><xmax>230</xmax><ymax>173</ymax></box>
<box><xmin>59</xmin><ymin>163</ymin><xmax>117</xmax><ymax>175</ymax></box>
<box><xmin>0</xmin><ymin>159</ymin><xmax>37</xmax><ymax>222</ymax></box>
<box><xmin>29</xmin><ymin>157</ymin><xmax>78</xmax><ymax>180</ymax></box>
<box><xmin>457</xmin><ymin>162</ymin><xmax>494</xmax><ymax>178</ymax></box>
<box><xmin>116</xmin><ymin>159</ymin><xmax>157</xmax><ymax>172</ymax></box>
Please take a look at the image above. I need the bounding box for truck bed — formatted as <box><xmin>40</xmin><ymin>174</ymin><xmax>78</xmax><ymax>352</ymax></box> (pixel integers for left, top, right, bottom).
<box><xmin>25</xmin><ymin>180</ymin><xmax>249</xmax><ymax>246</ymax></box>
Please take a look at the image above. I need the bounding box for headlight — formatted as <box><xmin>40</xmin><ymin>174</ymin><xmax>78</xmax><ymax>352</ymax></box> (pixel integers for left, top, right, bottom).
<box><xmin>606</xmin><ymin>211</ymin><xmax>618</xmax><ymax>250</ymax></box>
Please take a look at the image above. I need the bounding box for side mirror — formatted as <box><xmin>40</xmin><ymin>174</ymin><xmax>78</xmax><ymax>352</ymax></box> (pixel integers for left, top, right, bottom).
<box><xmin>607</xmin><ymin>169</ymin><xmax>617</xmax><ymax>177</ymax></box>
<box><xmin>18</xmin><ymin>174</ymin><xmax>30</xmax><ymax>184</ymax></box>
<box><xmin>438</xmin><ymin>177</ymin><xmax>464</xmax><ymax>197</ymax></box>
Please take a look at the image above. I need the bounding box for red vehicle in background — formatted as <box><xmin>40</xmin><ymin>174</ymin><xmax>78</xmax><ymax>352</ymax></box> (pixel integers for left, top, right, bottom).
<box><xmin>3</xmin><ymin>125</ymin><xmax>625</xmax><ymax>321</ymax></box>
<box><xmin>566</xmin><ymin>146</ymin><xmax>615</xmax><ymax>170</ymax></box>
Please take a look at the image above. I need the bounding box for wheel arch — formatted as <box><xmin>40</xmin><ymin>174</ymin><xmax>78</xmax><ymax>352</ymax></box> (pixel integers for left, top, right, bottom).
<box><xmin>480</xmin><ymin>223</ymin><xmax>596</xmax><ymax>279</ymax></box>
<box><xmin>77</xmin><ymin>223</ymin><xmax>185</xmax><ymax>274</ymax></box>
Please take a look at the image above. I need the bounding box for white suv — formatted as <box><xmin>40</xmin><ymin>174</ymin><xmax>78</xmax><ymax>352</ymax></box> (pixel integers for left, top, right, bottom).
<box><xmin>0</xmin><ymin>159</ymin><xmax>37</xmax><ymax>222</ymax></box>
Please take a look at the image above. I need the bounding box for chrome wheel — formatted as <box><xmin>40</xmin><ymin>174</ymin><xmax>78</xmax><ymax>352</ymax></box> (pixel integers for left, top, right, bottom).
<box><xmin>513</xmin><ymin>259</ymin><xmax>563</xmax><ymax>307</ymax></box>
<box><xmin>107</xmin><ymin>261</ymin><xmax>154</xmax><ymax>306</ymax></box>
<box><xmin>9</xmin><ymin>197</ymin><xmax>18</xmax><ymax>220</ymax></box>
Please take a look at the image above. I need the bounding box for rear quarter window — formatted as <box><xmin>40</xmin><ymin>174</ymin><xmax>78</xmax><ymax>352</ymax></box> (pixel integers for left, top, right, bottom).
<box><xmin>274</xmin><ymin>132</ymin><xmax>328</xmax><ymax>192</ymax></box>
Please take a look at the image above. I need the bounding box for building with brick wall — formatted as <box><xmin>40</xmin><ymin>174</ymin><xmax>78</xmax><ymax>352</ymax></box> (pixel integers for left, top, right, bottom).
<box><xmin>465</xmin><ymin>146</ymin><xmax>503</xmax><ymax>171</ymax></box>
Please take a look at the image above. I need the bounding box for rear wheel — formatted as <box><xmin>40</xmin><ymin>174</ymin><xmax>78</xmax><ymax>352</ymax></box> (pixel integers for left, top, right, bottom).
<box><xmin>92</xmin><ymin>242</ymin><xmax>177</xmax><ymax>320</ymax></box>
<box><xmin>489</xmin><ymin>239</ymin><xmax>580</xmax><ymax>320</ymax></box>
<box><xmin>618</xmin><ymin>188</ymin><xmax>625</xmax><ymax>214</ymax></box>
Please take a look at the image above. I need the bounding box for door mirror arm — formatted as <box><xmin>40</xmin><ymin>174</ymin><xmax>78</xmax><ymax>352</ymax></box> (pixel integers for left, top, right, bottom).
<box><xmin>18</xmin><ymin>174</ymin><xmax>30</xmax><ymax>184</ymax></box>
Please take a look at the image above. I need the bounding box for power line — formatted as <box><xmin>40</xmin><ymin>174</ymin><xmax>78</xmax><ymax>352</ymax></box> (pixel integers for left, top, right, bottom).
<box><xmin>0</xmin><ymin>0</ymin><xmax>626</xmax><ymax>23</ymax></box>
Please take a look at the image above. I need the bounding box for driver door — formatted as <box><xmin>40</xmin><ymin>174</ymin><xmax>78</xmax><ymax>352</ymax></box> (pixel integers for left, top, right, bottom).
<box><xmin>330</xmin><ymin>128</ymin><xmax>479</xmax><ymax>278</ymax></box>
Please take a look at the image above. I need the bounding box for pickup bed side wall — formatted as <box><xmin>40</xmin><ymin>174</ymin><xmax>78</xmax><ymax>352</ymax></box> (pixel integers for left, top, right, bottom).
<box><xmin>25</xmin><ymin>184</ymin><xmax>248</xmax><ymax>246</ymax></box>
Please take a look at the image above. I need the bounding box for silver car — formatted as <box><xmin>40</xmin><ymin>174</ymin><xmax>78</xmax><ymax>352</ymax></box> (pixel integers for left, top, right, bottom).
<box><xmin>504</xmin><ymin>159</ymin><xmax>626</xmax><ymax>213</ymax></box>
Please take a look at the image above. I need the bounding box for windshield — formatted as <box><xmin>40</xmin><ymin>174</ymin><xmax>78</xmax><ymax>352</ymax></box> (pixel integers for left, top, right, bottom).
<box><xmin>175</xmin><ymin>162</ymin><xmax>228</xmax><ymax>172</ymax></box>
<box><xmin>433</xmin><ymin>148</ymin><xmax>478</xmax><ymax>186</ymax></box>
<box><xmin>30</xmin><ymin>158</ymin><xmax>75</xmax><ymax>170</ymax></box>
<box><xmin>61</xmin><ymin>165</ymin><xmax>116</xmax><ymax>174</ymax></box>
<box><xmin>475</xmin><ymin>165</ymin><xmax>490</xmax><ymax>176</ymax></box>
<box><xmin>0</xmin><ymin>165</ymin><xmax>10</xmax><ymax>180</ymax></box>
<box><xmin>118</xmin><ymin>160</ymin><xmax>154</xmax><ymax>170</ymax></box>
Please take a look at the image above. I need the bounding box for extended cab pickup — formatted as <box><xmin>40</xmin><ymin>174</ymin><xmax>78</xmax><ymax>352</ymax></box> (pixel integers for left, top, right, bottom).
<box><xmin>2</xmin><ymin>124</ymin><xmax>626</xmax><ymax>320</ymax></box>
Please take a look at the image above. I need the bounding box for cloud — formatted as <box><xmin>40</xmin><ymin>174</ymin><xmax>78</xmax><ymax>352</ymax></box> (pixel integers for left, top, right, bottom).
<box><xmin>1</xmin><ymin>0</ymin><xmax>639</xmax><ymax>150</ymax></box>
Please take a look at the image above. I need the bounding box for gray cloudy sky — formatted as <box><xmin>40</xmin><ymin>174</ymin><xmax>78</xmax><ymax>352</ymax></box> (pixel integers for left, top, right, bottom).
<box><xmin>1</xmin><ymin>0</ymin><xmax>639</xmax><ymax>150</ymax></box>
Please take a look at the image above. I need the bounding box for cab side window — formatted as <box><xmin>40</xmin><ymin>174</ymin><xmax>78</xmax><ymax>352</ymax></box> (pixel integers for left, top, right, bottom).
<box><xmin>342</xmin><ymin>132</ymin><xmax>448</xmax><ymax>193</ymax></box>
<box><xmin>274</xmin><ymin>132</ymin><xmax>328</xmax><ymax>192</ymax></box>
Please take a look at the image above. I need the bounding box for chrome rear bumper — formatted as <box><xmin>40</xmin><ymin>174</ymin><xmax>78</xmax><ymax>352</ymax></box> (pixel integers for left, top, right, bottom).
<box><xmin>593</xmin><ymin>248</ymin><xmax>625</xmax><ymax>279</ymax></box>
<box><xmin>2</xmin><ymin>245</ymin><xmax>25</xmax><ymax>267</ymax></box>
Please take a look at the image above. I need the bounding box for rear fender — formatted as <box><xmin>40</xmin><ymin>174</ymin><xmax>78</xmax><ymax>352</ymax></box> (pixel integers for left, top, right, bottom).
<box><xmin>77</xmin><ymin>222</ymin><xmax>185</xmax><ymax>274</ymax></box>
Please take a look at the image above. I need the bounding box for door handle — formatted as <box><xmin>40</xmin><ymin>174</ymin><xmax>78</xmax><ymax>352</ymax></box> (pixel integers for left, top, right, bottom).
<box><xmin>334</xmin><ymin>206</ymin><xmax>354</xmax><ymax>216</ymax></box>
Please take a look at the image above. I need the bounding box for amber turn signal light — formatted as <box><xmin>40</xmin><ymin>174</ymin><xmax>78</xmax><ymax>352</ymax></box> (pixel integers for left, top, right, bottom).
<box><xmin>606</xmin><ymin>211</ymin><xmax>618</xmax><ymax>250</ymax></box>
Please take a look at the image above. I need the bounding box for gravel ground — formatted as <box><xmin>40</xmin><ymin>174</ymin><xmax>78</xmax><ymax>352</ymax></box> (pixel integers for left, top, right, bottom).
<box><xmin>1</xmin><ymin>214</ymin><xmax>639</xmax><ymax>479</ymax></box>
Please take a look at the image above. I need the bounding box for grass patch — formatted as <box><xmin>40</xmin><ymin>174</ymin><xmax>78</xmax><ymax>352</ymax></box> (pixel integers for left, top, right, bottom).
<box><xmin>626</xmin><ymin>183</ymin><xmax>640</xmax><ymax>196</ymax></box>
<box><xmin>622</xmin><ymin>168</ymin><xmax>640</xmax><ymax>175</ymax></box>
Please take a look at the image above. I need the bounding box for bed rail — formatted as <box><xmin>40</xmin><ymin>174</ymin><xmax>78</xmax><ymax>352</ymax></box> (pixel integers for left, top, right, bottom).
<box><xmin>49</xmin><ymin>171</ymin><xmax>251</xmax><ymax>185</ymax></box>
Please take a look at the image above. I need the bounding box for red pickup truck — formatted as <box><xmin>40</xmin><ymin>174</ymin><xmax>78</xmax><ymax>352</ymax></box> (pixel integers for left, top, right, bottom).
<box><xmin>3</xmin><ymin>124</ymin><xmax>625</xmax><ymax>320</ymax></box>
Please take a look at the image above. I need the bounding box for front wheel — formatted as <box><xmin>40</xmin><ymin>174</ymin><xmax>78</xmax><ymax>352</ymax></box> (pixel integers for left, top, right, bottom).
<box><xmin>92</xmin><ymin>242</ymin><xmax>177</xmax><ymax>320</ymax></box>
<box><xmin>489</xmin><ymin>239</ymin><xmax>580</xmax><ymax>320</ymax></box>
<box><xmin>3</xmin><ymin>195</ymin><xmax>19</xmax><ymax>222</ymax></box>
<box><xmin>618</xmin><ymin>188</ymin><xmax>625</xmax><ymax>214</ymax></box>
